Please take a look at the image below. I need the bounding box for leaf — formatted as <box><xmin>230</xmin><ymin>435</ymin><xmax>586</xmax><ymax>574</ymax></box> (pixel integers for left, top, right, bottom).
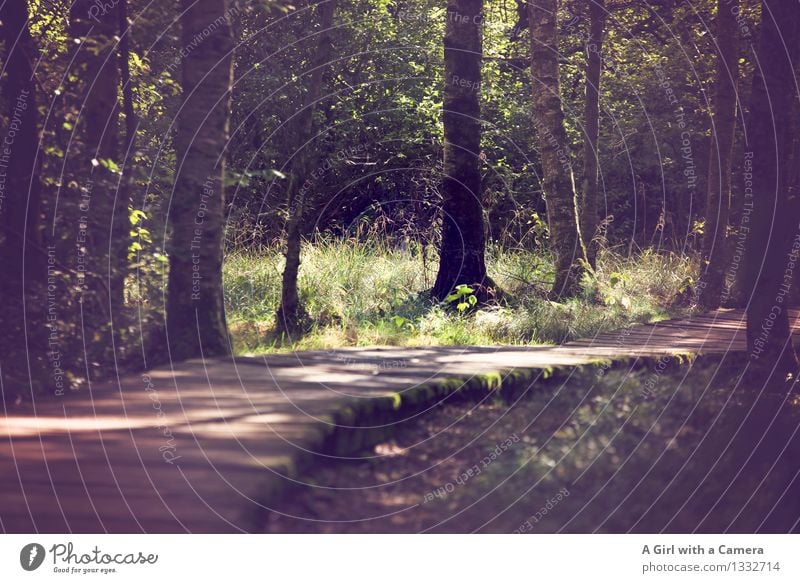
<box><xmin>129</xmin><ymin>209</ymin><xmax>147</xmax><ymax>225</ymax></box>
<box><xmin>99</xmin><ymin>158</ymin><xmax>120</xmax><ymax>173</ymax></box>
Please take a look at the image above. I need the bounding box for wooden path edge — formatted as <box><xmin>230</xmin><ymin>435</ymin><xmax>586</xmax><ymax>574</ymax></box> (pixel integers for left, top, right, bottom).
<box><xmin>239</xmin><ymin>351</ymin><xmax>705</xmax><ymax>532</ymax></box>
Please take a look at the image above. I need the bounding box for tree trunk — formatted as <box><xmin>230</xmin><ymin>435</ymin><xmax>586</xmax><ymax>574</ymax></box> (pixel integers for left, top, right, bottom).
<box><xmin>70</xmin><ymin>0</ymin><xmax>123</xmax><ymax>315</ymax></box>
<box><xmin>431</xmin><ymin>0</ymin><xmax>492</xmax><ymax>302</ymax></box>
<box><xmin>276</xmin><ymin>0</ymin><xmax>337</xmax><ymax>335</ymax></box>
<box><xmin>580</xmin><ymin>0</ymin><xmax>605</xmax><ymax>269</ymax></box>
<box><xmin>166</xmin><ymin>0</ymin><xmax>234</xmax><ymax>360</ymax></box>
<box><xmin>0</xmin><ymin>0</ymin><xmax>43</xmax><ymax>271</ymax></box>
<box><xmin>530</xmin><ymin>0</ymin><xmax>587</xmax><ymax>297</ymax></box>
<box><xmin>699</xmin><ymin>0</ymin><xmax>739</xmax><ymax>309</ymax></box>
<box><xmin>742</xmin><ymin>0</ymin><xmax>800</xmax><ymax>382</ymax></box>
<box><xmin>114</xmin><ymin>0</ymin><xmax>137</xmax><ymax>316</ymax></box>
<box><xmin>0</xmin><ymin>0</ymin><xmax>48</xmax><ymax>395</ymax></box>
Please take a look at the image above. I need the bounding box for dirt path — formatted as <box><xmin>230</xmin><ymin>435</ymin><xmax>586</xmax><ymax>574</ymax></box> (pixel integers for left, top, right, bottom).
<box><xmin>0</xmin><ymin>309</ymin><xmax>794</xmax><ymax>533</ymax></box>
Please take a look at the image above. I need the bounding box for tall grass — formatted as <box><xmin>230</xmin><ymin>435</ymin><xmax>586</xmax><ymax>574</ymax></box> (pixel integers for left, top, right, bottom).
<box><xmin>223</xmin><ymin>240</ymin><xmax>697</xmax><ymax>354</ymax></box>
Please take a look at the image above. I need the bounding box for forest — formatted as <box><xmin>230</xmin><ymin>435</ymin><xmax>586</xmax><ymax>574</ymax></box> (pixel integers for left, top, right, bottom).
<box><xmin>0</xmin><ymin>0</ymin><xmax>799</xmax><ymax>536</ymax></box>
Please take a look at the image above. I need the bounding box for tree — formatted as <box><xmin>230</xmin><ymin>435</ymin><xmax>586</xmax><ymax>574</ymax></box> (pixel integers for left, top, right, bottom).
<box><xmin>275</xmin><ymin>0</ymin><xmax>338</xmax><ymax>335</ymax></box>
<box><xmin>0</xmin><ymin>0</ymin><xmax>43</xmax><ymax>274</ymax></box>
<box><xmin>69</xmin><ymin>0</ymin><xmax>125</xmax><ymax>314</ymax></box>
<box><xmin>580</xmin><ymin>0</ymin><xmax>606</xmax><ymax>268</ymax></box>
<box><xmin>431</xmin><ymin>0</ymin><xmax>493</xmax><ymax>301</ymax></box>
<box><xmin>116</xmin><ymin>0</ymin><xmax>138</xmax><ymax>311</ymax></box>
<box><xmin>742</xmin><ymin>0</ymin><xmax>800</xmax><ymax>381</ymax></box>
<box><xmin>0</xmin><ymin>0</ymin><xmax>48</xmax><ymax>392</ymax></box>
<box><xmin>166</xmin><ymin>0</ymin><xmax>235</xmax><ymax>360</ymax></box>
<box><xmin>699</xmin><ymin>0</ymin><xmax>739</xmax><ymax>309</ymax></box>
<box><xmin>530</xmin><ymin>0</ymin><xmax>587</xmax><ymax>297</ymax></box>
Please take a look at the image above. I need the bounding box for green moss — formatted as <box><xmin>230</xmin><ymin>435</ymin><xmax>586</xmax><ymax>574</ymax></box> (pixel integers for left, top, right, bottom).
<box><xmin>481</xmin><ymin>371</ymin><xmax>504</xmax><ymax>391</ymax></box>
<box><xmin>389</xmin><ymin>392</ymin><xmax>402</xmax><ymax>410</ymax></box>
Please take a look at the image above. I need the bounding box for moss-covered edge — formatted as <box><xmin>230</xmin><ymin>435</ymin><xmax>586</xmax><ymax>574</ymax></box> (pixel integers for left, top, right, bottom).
<box><xmin>242</xmin><ymin>350</ymin><xmax>708</xmax><ymax>531</ymax></box>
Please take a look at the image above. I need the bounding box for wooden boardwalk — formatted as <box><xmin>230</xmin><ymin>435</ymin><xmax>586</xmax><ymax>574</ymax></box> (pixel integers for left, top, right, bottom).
<box><xmin>0</xmin><ymin>309</ymin><xmax>791</xmax><ymax>533</ymax></box>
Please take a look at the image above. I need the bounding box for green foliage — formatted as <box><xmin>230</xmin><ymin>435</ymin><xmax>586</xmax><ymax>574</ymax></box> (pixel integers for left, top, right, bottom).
<box><xmin>444</xmin><ymin>284</ymin><xmax>478</xmax><ymax>313</ymax></box>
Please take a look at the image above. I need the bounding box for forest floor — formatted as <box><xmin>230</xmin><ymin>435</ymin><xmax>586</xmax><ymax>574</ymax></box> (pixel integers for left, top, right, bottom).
<box><xmin>265</xmin><ymin>353</ymin><xmax>800</xmax><ymax>533</ymax></box>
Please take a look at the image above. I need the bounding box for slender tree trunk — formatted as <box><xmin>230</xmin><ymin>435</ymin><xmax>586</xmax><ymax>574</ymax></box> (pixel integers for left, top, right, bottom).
<box><xmin>580</xmin><ymin>0</ymin><xmax>605</xmax><ymax>269</ymax></box>
<box><xmin>276</xmin><ymin>0</ymin><xmax>337</xmax><ymax>334</ymax></box>
<box><xmin>530</xmin><ymin>0</ymin><xmax>587</xmax><ymax>297</ymax></box>
<box><xmin>742</xmin><ymin>0</ymin><xmax>800</xmax><ymax>382</ymax></box>
<box><xmin>0</xmin><ymin>0</ymin><xmax>48</xmax><ymax>394</ymax></box>
<box><xmin>699</xmin><ymin>0</ymin><xmax>739</xmax><ymax>309</ymax></box>
<box><xmin>70</xmin><ymin>0</ymin><xmax>123</xmax><ymax>317</ymax></box>
<box><xmin>166</xmin><ymin>0</ymin><xmax>234</xmax><ymax>360</ymax></box>
<box><xmin>277</xmin><ymin>172</ymin><xmax>304</xmax><ymax>335</ymax></box>
<box><xmin>432</xmin><ymin>0</ymin><xmax>492</xmax><ymax>301</ymax></box>
<box><xmin>114</xmin><ymin>0</ymin><xmax>137</xmax><ymax>316</ymax></box>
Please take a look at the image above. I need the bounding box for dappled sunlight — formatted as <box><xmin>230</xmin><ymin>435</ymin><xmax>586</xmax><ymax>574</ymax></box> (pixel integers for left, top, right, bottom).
<box><xmin>2</xmin><ymin>309</ymin><xmax>796</xmax><ymax>532</ymax></box>
<box><xmin>2</xmin><ymin>0</ymin><xmax>799</xmax><ymax>545</ymax></box>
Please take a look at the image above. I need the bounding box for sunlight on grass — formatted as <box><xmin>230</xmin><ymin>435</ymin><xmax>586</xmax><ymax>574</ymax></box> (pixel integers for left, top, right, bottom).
<box><xmin>224</xmin><ymin>240</ymin><xmax>698</xmax><ymax>354</ymax></box>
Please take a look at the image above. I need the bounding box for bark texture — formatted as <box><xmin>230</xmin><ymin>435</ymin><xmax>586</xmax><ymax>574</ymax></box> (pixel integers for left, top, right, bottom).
<box><xmin>0</xmin><ymin>0</ymin><xmax>47</xmax><ymax>392</ymax></box>
<box><xmin>530</xmin><ymin>0</ymin><xmax>587</xmax><ymax>297</ymax></box>
<box><xmin>431</xmin><ymin>0</ymin><xmax>492</xmax><ymax>302</ymax></box>
<box><xmin>699</xmin><ymin>0</ymin><xmax>739</xmax><ymax>309</ymax></box>
<box><xmin>70</xmin><ymin>0</ymin><xmax>124</xmax><ymax>314</ymax></box>
<box><xmin>166</xmin><ymin>0</ymin><xmax>234</xmax><ymax>360</ymax></box>
<box><xmin>276</xmin><ymin>0</ymin><xmax>337</xmax><ymax>335</ymax></box>
<box><xmin>742</xmin><ymin>0</ymin><xmax>800</xmax><ymax>381</ymax></box>
<box><xmin>115</xmin><ymin>0</ymin><xmax>137</xmax><ymax>312</ymax></box>
<box><xmin>580</xmin><ymin>0</ymin><xmax>605</xmax><ymax>268</ymax></box>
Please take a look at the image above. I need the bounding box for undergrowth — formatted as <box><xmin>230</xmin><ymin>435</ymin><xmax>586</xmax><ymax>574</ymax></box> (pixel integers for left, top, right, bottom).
<box><xmin>223</xmin><ymin>239</ymin><xmax>698</xmax><ymax>354</ymax></box>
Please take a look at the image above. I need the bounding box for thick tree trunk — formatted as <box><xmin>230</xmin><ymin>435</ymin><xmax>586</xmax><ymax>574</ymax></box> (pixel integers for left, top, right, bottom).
<box><xmin>0</xmin><ymin>0</ymin><xmax>48</xmax><ymax>395</ymax></box>
<box><xmin>431</xmin><ymin>0</ymin><xmax>492</xmax><ymax>302</ymax></box>
<box><xmin>530</xmin><ymin>0</ymin><xmax>587</xmax><ymax>297</ymax></box>
<box><xmin>166</xmin><ymin>0</ymin><xmax>234</xmax><ymax>360</ymax></box>
<box><xmin>580</xmin><ymin>0</ymin><xmax>605</xmax><ymax>269</ymax></box>
<box><xmin>70</xmin><ymin>0</ymin><xmax>124</xmax><ymax>314</ymax></box>
<box><xmin>0</xmin><ymin>0</ymin><xmax>43</xmax><ymax>271</ymax></box>
<box><xmin>276</xmin><ymin>0</ymin><xmax>337</xmax><ymax>335</ymax></box>
<box><xmin>699</xmin><ymin>0</ymin><xmax>739</xmax><ymax>310</ymax></box>
<box><xmin>742</xmin><ymin>0</ymin><xmax>800</xmax><ymax>382</ymax></box>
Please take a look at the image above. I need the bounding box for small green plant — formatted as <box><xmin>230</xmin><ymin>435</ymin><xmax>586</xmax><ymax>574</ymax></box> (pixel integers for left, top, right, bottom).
<box><xmin>677</xmin><ymin>275</ymin><xmax>695</xmax><ymax>295</ymax></box>
<box><xmin>128</xmin><ymin>208</ymin><xmax>151</xmax><ymax>260</ymax></box>
<box><xmin>608</xmin><ymin>271</ymin><xmax>626</xmax><ymax>287</ymax></box>
<box><xmin>391</xmin><ymin>315</ymin><xmax>416</xmax><ymax>332</ymax></box>
<box><xmin>526</xmin><ymin>211</ymin><xmax>549</xmax><ymax>244</ymax></box>
<box><xmin>444</xmin><ymin>284</ymin><xmax>478</xmax><ymax>313</ymax></box>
